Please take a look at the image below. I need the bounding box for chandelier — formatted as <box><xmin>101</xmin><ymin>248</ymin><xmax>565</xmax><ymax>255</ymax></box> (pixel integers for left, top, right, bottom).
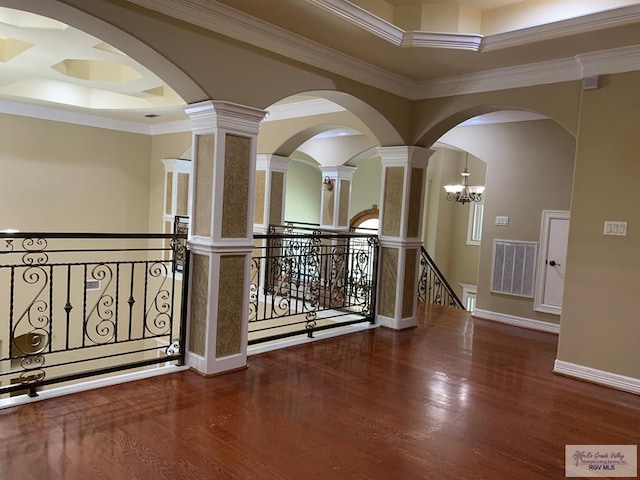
<box><xmin>443</xmin><ymin>153</ymin><xmax>485</xmax><ymax>204</ymax></box>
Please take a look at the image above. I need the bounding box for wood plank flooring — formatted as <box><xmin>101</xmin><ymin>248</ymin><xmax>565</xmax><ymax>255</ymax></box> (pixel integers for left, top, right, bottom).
<box><xmin>0</xmin><ymin>305</ymin><xmax>638</xmax><ymax>479</ymax></box>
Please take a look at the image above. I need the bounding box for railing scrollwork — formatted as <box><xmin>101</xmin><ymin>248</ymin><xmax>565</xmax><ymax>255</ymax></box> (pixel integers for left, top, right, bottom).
<box><xmin>0</xmin><ymin>232</ymin><xmax>189</xmax><ymax>399</ymax></box>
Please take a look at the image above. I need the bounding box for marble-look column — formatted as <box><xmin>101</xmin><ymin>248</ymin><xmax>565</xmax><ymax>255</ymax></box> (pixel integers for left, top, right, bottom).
<box><xmin>377</xmin><ymin>146</ymin><xmax>434</xmax><ymax>330</ymax></box>
<box><xmin>254</xmin><ymin>154</ymin><xmax>290</xmax><ymax>233</ymax></box>
<box><xmin>184</xmin><ymin>100</ymin><xmax>266</xmax><ymax>376</ymax></box>
<box><xmin>319</xmin><ymin>166</ymin><xmax>356</xmax><ymax>231</ymax></box>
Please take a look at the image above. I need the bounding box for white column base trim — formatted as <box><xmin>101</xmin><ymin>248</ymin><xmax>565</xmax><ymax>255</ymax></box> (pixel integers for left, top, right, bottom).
<box><xmin>0</xmin><ymin>364</ymin><xmax>189</xmax><ymax>410</ymax></box>
<box><xmin>376</xmin><ymin>314</ymin><xmax>416</xmax><ymax>330</ymax></box>
<box><xmin>186</xmin><ymin>351</ymin><xmax>247</xmax><ymax>376</ymax></box>
<box><xmin>554</xmin><ymin>360</ymin><xmax>640</xmax><ymax>395</ymax></box>
<box><xmin>473</xmin><ymin>308</ymin><xmax>560</xmax><ymax>334</ymax></box>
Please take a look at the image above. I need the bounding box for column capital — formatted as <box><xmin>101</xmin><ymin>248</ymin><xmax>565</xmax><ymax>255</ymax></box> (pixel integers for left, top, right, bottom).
<box><xmin>184</xmin><ymin>100</ymin><xmax>266</xmax><ymax>134</ymax></box>
<box><xmin>256</xmin><ymin>154</ymin><xmax>290</xmax><ymax>172</ymax></box>
<box><xmin>376</xmin><ymin>146</ymin><xmax>435</xmax><ymax>168</ymax></box>
<box><xmin>320</xmin><ymin>165</ymin><xmax>356</xmax><ymax>181</ymax></box>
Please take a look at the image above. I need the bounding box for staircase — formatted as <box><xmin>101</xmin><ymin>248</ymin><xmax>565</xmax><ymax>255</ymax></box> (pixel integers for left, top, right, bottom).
<box><xmin>418</xmin><ymin>246</ymin><xmax>465</xmax><ymax>309</ymax></box>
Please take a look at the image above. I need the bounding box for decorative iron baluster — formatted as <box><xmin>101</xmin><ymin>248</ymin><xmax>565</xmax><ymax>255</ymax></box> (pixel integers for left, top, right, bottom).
<box><xmin>418</xmin><ymin>246</ymin><xmax>465</xmax><ymax>309</ymax></box>
<box><xmin>84</xmin><ymin>264</ymin><xmax>116</xmax><ymax>345</ymax></box>
<box><xmin>144</xmin><ymin>262</ymin><xmax>171</xmax><ymax>336</ymax></box>
<box><xmin>10</xmin><ymin>237</ymin><xmax>52</xmax><ymax>392</ymax></box>
<box><xmin>303</xmin><ymin>233</ymin><xmax>321</xmax><ymax>337</ymax></box>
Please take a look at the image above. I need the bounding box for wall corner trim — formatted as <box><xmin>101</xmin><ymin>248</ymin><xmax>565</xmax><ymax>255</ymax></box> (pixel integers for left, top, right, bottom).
<box><xmin>472</xmin><ymin>309</ymin><xmax>560</xmax><ymax>334</ymax></box>
<box><xmin>554</xmin><ymin>360</ymin><xmax>640</xmax><ymax>395</ymax></box>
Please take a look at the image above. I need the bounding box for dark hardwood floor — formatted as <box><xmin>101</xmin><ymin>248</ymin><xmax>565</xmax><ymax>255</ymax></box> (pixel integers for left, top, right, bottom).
<box><xmin>1</xmin><ymin>305</ymin><xmax>638</xmax><ymax>479</ymax></box>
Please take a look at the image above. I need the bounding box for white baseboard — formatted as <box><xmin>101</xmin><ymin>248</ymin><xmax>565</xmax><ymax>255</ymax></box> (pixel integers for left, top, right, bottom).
<box><xmin>472</xmin><ymin>308</ymin><xmax>560</xmax><ymax>334</ymax></box>
<box><xmin>0</xmin><ymin>364</ymin><xmax>189</xmax><ymax>410</ymax></box>
<box><xmin>554</xmin><ymin>360</ymin><xmax>640</xmax><ymax>395</ymax></box>
<box><xmin>248</xmin><ymin>322</ymin><xmax>378</xmax><ymax>356</ymax></box>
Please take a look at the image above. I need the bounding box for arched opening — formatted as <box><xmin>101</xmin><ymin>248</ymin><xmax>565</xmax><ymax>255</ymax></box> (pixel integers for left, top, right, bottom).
<box><xmin>418</xmin><ymin>108</ymin><xmax>576</xmax><ymax>328</ymax></box>
<box><xmin>259</xmin><ymin>92</ymin><xmax>401</xmax><ymax>228</ymax></box>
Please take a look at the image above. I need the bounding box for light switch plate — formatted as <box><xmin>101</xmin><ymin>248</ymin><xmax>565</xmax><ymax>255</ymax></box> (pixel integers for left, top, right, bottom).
<box><xmin>603</xmin><ymin>221</ymin><xmax>627</xmax><ymax>236</ymax></box>
<box><xmin>495</xmin><ymin>216</ymin><xmax>509</xmax><ymax>227</ymax></box>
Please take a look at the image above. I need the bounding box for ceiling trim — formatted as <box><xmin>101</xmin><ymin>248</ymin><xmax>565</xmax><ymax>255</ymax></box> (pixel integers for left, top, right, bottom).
<box><xmin>482</xmin><ymin>4</ymin><xmax>640</xmax><ymax>51</ymax></box>
<box><xmin>577</xmin><ymin>44</ymin><xmax>640</xmax><ymax>77</ymax></box>
<box><xmin>125</xmin><ymin>0</ymin><xmax>640</xmax><ymax>102</ymax></box>
<box><xmin>310</xmin><ymin>0</ymin><xmax>483</xmax><ymax>51</ymax></box>
<box><xmin>125</xmin><ymin>0</ymin><xmax>417</xmax><ymax>99</ymax></box>
<box><xmin>402</xmin><ymin>31</ymin><xmax>483</xmax><ymax>51</ymax></box>
<box><xmin>417</xmin><ymin>57</ymin><xmax>581</xmax><ymax>99</ymax></box>
<box><xmin>310</xmin><ymin>0</ymin><xmax>640</xmax><ymax>53</ymax></box>
<box><xmin>418</xmin><ymin>44</ymin><xmax>640</xmax><ymax>99</ymax></box>
<box><xmin>0</xmin><ymin>99</ymin><xmax>155</xmax><ymax>134</ymax></box>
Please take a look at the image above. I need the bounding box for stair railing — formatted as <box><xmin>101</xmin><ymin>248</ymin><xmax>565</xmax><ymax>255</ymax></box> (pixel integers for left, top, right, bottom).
<box><xmin>418</xmin><ymin>246</ymin><xmax>465</xmax><ymax>309</ymax></box>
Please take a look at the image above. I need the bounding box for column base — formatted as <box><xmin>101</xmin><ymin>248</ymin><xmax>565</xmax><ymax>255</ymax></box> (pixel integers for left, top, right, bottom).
<box><xmin>376</xmin><ymin>314</ymin><xmax>417</xmax><ymax>330</ymax></box>
<box><xmin>186</xmin><ymin>351</ymin><xmax>248</xmax><ymax>376</ymax></box>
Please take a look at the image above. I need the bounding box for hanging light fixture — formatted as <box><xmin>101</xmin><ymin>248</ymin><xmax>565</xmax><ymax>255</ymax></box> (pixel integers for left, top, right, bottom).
<box><xmin>443</xmin><ymin>153</ymin><xmax>485</xmax><ymax>204</ymax></box>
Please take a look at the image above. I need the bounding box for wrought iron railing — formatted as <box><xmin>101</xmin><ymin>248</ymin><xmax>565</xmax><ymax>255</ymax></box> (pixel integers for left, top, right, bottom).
<box><xmin>418</xmin><ymin>246</ymin><xmax>465</xmax><ymax>309</ymax></box>
<box><xmin>250</xmin><ymin>225</ymin><xmax>379</xmax><ymax>344</ymax></box>
<box><xmin>0</xmin><ymin>232</ymin><xmax>189</xmax><ymax>398</ymax></box>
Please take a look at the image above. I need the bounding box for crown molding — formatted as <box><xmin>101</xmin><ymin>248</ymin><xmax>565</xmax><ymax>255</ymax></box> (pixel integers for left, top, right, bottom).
<box><xmin>310</xmin><ymin>0</ymin><xmax>403</xmax><ymax>45</ymax></box>
<box><xmin>149</xmin><ymin>119</ymin><xmax>191</xmax><ymax>135</ymax></box>
<box><xmin>311</xmin><ymin>0</ymin><xmax>483</xmax><ymax>50</ymax></box>
<box><xmin>125</xmin><ymin>0</ymin><xmax>416</xmax><ymax>99</ymax></box>
<box><xmin>124</xmin><ymin>0</ymin><xmax>640</xmax><ymax>102</ymax></box>
<box><xmin>0</xmin><ymin>99</ymin><xmax>193</xmax><ymax>135</ymax></box>
<box><xmin>402</xmin><ymin>31</ymin><xmax>483</xmax><ymax>51</ymax></box>
<box><xmin>310</xmin><ymin>0</ymin><xmax>640</xmax><ymax>53</ymax></box>
<box><xmin>0</xmin><ymin>99</ymin><xmax>155</xmax><ymax>134</ymax></box>
<box><xmin>417</xmin><ymin>43</ymin><xmax>640</xmax><ymax>99</ymax></box>
<box><xmin>482</xmin><ymin>4</ymin><xmax>640</xmax><ymax>51</ymax></box>
<box><xmin>416</xmin><ymin>56</ymin><xmax>581</xmax><ymax>99</ymax></box>
<box><xmin>576</xmin><ymin>43</ymin><xmax>640</xmax><ymax>77</ymax></box>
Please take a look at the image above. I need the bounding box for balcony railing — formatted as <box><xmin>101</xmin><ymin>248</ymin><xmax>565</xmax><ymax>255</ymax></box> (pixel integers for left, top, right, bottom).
<box><xmin>0</xmin><ymin>232</ymin><xmax>189</xmax><ymax>398</ymax></box>
<box><xmin>250</xmin><ymin>225</ymin><xmax>379</xmax><ymax>344</ymax></box>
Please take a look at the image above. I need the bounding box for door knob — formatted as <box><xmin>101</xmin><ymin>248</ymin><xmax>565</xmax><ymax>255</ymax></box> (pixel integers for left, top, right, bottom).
<box><xmin>548</xmin><ymin>260</ymin><xmax>560</xmax><ymax>267</ymax></box>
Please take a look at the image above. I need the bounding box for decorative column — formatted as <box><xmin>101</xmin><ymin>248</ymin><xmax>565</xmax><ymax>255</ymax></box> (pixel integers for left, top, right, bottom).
<box><xmin>254</xmin><ymin>154</ymin><xmax>290</xmax><ymax>233</ymax></box>
<box><xmin>184</xmin><ymin>100</ymin><xmax>266</xmax><ymax>376</ymax></box>
<box><xmin>377</xmin><ymin>146</ymin><xmax>434</xmax><ymax>330</ymax></box>
<box><xmin>320</xmin><ymin>166</ymin><xmax>356</xmax><ymax>231</ymax></box>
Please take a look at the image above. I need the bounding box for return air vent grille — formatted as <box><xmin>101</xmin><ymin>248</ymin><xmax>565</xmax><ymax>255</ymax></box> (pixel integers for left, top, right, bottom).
<box><xmin>491</xmin><ymin>240</ymin><xmax>537</xmax><ymax>298</ymax></box>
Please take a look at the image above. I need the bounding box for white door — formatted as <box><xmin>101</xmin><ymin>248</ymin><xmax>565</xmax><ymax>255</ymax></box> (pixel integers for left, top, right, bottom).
<box><xmin>535</xmin><ymin>211</ymin><xmax>570</xmax><ymax>315</ymax></box>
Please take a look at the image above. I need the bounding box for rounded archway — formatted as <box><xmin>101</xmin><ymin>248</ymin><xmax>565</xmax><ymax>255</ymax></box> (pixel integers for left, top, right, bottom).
<box><xmin>418</xmin><ymin>107</ymin><xmax>576</xmax><ymax>328</ymax></box>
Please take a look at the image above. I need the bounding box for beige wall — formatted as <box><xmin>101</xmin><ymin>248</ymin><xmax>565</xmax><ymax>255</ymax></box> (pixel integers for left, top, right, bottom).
<box><xmin>148</xmin><ymin>133</ymin><xmax>192</xmax><ymax>233</ymax></box>
<box><xmin>425</xmin><ymin>149</ymin><xmax>484</xmax><ymax>299</ymax></box>
<box><xmin>440</xmin><ymin>120</ymin><xmax>575</xmax><ymax>323</ymax></box>
<box><xmin>351</xmin><ymin>157</ymin><xmax>382</xmax><ymax>222</ymax></box>
<box><xmin>0</xmin><ymin>114</ymin><xmax>152</xmax><ymax>232</ymax></box>
<box><xmin>284</xmin><ymin>159</ymin><xmax>322</xmax><ymax>224</ymax></box>
<box><xmin>558</xmin><ymin>71</ymin><xmax>640</xmax><ymax>379</ymax></box>
<box><xmin>413</xmin><ymin>82</ymin><xmax>582</xmax><ymax>147</ymax></box>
